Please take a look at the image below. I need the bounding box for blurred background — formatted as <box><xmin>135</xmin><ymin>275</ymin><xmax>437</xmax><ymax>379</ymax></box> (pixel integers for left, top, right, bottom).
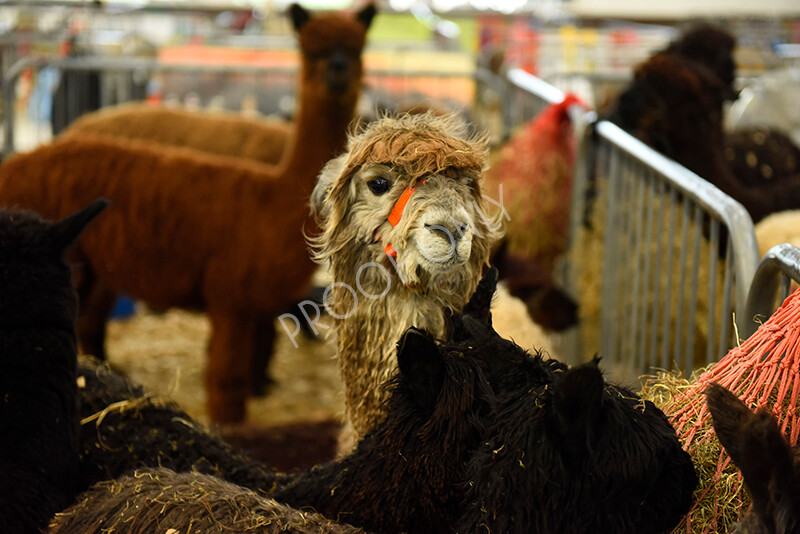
<box><xmin>2</xmin><ymin>0</ymin><xmax>798</xmax><ymax>153</ymax></box>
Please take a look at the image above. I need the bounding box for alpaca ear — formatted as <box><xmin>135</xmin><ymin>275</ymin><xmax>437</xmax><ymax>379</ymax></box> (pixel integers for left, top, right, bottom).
<box><xmin>551</xmin><ymin>359</ymin><xmax>603</xmax><ymax>467</ymax></box>
<box><xmin>396</xmin><ymin>327</ymin><xmax>444</xmax><ymax>412</ymax></box>
<box><xmin>50</xmin><ymin>198</ymin><xmax>109</xmax><ymax>252</ymax></box>
<box><xmin>356</xmin><ymin>3</ymin><xmax>377</xmax><ymax>29</ymax></box>
<box><xmin>459</xmin><ymin>314</ymin><xmax>498</xmax><ymax>347</ymax></box>
<box><xmin>289</xmin><ymin>3</ymin><xmax>311</xmax><ymax>31</ymax></box>
<box><xmin>311</xmin><ymin>154</ymin><xmax>347</xmax><ymax>218</ymax></box>
<box><xmin>463</xmin><ymin>266</ymin><xmax>498</xmax><ymax>324</ymax></box>
<box><xmin>707</xmin><ymin>383</ymin><xmax>796</xmax><ymax>520</ymax></box>
<box><xmin>705</xmin><ymin>383</ymin><xmax>752</xmax><ymax>463</ymax></box>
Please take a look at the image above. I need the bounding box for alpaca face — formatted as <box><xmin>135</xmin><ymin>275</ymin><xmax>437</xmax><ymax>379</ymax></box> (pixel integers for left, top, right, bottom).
<box><xmin>312</xmin><ymin>112</ymin><xmax>501</xmax><ymax>305</ymax></box>
<box><xmin>451</xmin><ymin>318</ymin><xmax>697</xmax><ymax>534</ymax></box>
<box><xmin>354</xmin><ymin>162</ymin><xmax>480</xmax><ymax>277</ymax></box>
<box><xmin>291</xmin><ymin>3</ymin><xmax>375</xmax><ymax>100</ymax></box>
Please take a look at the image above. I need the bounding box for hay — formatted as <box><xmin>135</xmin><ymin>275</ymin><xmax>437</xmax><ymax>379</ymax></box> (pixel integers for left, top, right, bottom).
<box><xmin>50</xmin><ymin>468</ymin><xmax>366</xmax><ymax>533</ymax></box>
<box><xmin>103</xmin><ymin>306</ymin><xmax>344</xmax><ymax>427</ymax></box>
<box><xmin>641</xmin><ymin>368</ymin><xmax>747</xmax><ymax>533</ymax></box>
<box><xmin>641</xmin><ymin>287</ymin><xmax>800</xmax><ymax>533</ymax></box>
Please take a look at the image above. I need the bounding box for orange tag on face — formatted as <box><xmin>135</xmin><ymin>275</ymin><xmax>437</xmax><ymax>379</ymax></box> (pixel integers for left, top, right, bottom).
<box><xmin>382</xmin><ymin>178</ymin><xmax>425</xmax><ymax>259</ymax></box>
<box><xmin>387</xmin><ymin>178</ymin><xmax>426</xmax><ymax>228</ymax></box>
<box><xmin>387</xmin><ymin>186</ymin><xmax>416</xmax><ymax>227</ymax></box>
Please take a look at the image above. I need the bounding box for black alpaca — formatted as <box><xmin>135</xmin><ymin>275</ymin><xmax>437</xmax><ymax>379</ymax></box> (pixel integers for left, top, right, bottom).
<box><xmin>71</xmin><ymin>267</ymin><xmax>696</xmax><ymax>533</ymax></box>
<box><xmin>0</xmin><ymin>200</ymin><xmax>108</xmax><ymax>533</ymax></box>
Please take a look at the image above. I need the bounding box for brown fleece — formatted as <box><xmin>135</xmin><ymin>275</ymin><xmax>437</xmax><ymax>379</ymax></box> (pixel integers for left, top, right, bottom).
<box><xmin>62</xmin><ymin>103</ymin><xmax>292</xmax><ymax>166</ymax></box>
<box><xmin>0</xmin><ymin>3</ymin><xmax>375</xmax><ymax>424</ymax></box>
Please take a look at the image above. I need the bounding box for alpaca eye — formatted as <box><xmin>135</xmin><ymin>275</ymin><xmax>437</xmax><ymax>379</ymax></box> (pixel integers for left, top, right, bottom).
<box><xmin>368</xmin><ymin>177</ymin><xmax>391</xmax><ymax>195</ymax></box>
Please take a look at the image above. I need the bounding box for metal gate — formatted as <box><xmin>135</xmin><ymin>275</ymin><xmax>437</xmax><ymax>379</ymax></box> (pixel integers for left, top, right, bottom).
<box><xmin>744</xmin><ymin>243</ymin><xmax>800</xmax><ymax>338</ymax></box>
<box><xmin>475</xmin><ymin>67</ymin><xmax>762</xmax><ymax>383</ymax></box>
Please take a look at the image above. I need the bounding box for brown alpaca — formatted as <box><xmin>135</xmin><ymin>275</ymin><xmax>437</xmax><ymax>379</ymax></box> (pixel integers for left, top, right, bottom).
<box><xmin>0</xmin><ymin>2</ymin><xmax>376</xmax><ymax>425</ymax></box>
<box><xmin>61</xmin><ymin>103</ymin><xmax>291</xmax><ymax>167</ymax></box>
<box><xmin>309</xmin><ymin>112</ymin><xmax>502</xmax><ymax>440</ymax></box>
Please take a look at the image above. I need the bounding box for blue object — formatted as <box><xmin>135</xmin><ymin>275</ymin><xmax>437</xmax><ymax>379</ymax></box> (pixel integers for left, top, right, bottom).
<box><xmin>109</xmin><ymin>295</ymin><xmax>136</xmax><ymax>319</ymax></box>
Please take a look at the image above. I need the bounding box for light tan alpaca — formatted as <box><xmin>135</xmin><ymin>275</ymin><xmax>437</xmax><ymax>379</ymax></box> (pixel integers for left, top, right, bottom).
<box><xmin>310</xmin><ymin>112</ymin><xmax>502</xmax><ymax>440</ymax></box>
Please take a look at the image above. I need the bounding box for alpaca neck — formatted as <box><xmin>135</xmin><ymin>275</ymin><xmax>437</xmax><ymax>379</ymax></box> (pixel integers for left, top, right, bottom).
<box><xmin>335</xmin><ymin>284</ymin><xmax>450</xmax><ymax>438</ymax></box>
<box><xmin>279</xmin><ymin>80</ymin><xmax>357</xmax><ymax>191</ymax></box>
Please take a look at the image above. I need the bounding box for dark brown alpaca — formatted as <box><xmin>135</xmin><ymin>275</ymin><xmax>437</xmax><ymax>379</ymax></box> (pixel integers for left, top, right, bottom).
<box><xmin>0</xmin><ymin>3</ymin><xmax>375</xmax><ymax>425</ymax></box>
<box><xmin>707</xmin><ymin>383</ymin><xmax>800</xmax><ymax>534</ymax></box>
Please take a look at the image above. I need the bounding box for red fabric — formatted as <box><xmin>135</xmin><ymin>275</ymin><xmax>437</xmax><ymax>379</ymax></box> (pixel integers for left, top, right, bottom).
<box><xmin>483</xmin><ymin>93</ymin><xmax>586</xmax><ymax>270</ymax></box>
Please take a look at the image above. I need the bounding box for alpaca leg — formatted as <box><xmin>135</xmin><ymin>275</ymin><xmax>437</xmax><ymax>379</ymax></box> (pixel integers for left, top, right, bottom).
<box><xmin>75</xmin><ymin>276</ymin><xmax>117</xmax><ymax>361</ymax></box>
<box><xmin>250</xmin><ymin>317</ymin><xmax>276</xmax><ymax>397</ymax></box>
<box><xmin>206</xmin><ymin>312</ymin><xmax>256</xmax><ymax>424</ymax></box>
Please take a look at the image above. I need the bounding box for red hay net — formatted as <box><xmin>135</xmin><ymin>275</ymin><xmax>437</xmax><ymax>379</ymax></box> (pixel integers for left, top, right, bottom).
<box><xmin>668</xmin><ymin>287</ymin><xmax>800</xmax><ymax>533</ymax></box>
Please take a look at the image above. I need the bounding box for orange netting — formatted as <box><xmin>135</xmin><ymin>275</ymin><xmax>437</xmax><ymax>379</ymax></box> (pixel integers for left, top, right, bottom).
<box><xmin>659</xmin><ymin>287</ymin><xmax>800</xmax><ymax>533</ymax></box>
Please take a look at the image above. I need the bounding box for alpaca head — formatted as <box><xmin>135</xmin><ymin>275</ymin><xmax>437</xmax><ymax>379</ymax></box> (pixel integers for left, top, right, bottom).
<box><xmin>290</xmin><ymin>2</ymin><xmax>375</xmax><ymax>103</ymax></box>
<box><xmin>707</xmin><ymin>383</ymin><xmax>800</xmax><ymax>534</ymax></box>
<box><xmin>619</xmin><ymin>52</ymin><xmax>728</xmax><ymax>159</ymax></box>
<box><xmin>374</xmin><ymin>268</ymin><xmax>697</xmax><ymax>533</ymax></box>
<box><xmin>0</xmin><ymin>199</ymin><xmax>108</xmax><ymax>331</ymax></box>
<box><xmin>311</xmin><ymin>112</ymin><xmax>501</xmax><ymax>312</ymax></box>
<box><xmin>664</xmin><ymin>24</ymin><xmax>737</xmax><ymax>99</ymax></box>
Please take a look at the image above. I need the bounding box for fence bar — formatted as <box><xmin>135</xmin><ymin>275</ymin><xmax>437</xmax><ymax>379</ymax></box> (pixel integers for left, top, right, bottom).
<box><xmin>660</xmin><ymin>187</ymin><xmax>678</xmax><ymax>369</ymax></box>
<box><xmin>743</xmin><ymin>244</ymin><xmax>800</xmax><ymax>338</ymax></box>
<box><xmin>706</xmin><ymin>218</ymin><xmax>720</xmax><ymax>365</ymax></box>
<box><xmin>590</xmin><ymin>120</ymin><xmax>758</xmax><ymax>380</ymax></box>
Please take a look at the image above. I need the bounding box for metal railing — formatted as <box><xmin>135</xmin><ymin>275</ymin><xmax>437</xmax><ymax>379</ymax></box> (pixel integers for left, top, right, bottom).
<box><xmin>591</xmin><ymin>121</ymin><xmax>759</xmax><ymax>383</ymax></box>
<box><xmin>477</xmin><ymin>67</ymin><xmax>763</xmax><ymax>383</ymax></box>
<box><xmin>743</xmin><ymin>244</ymin><xmax>800</xmax><ymax>338</ymax></box>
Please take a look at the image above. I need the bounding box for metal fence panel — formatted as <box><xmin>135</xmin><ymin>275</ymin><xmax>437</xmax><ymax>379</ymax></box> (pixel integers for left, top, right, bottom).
<box><xmin>584</xmin><ymin>120</ymin><xmax>759</xmax><ymax>384</ymax></box>
<box><xmin>743</xmin><ymin>244</ymin><xmax>800</xmax><ymax>338</ymax></box>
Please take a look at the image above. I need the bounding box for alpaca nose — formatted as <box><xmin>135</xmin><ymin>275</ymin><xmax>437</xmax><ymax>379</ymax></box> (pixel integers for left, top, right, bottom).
<box><xmin>424</xmin><ymin>222</ymin><xmax>469</xmax><ymax>243</ymax></box>
<box><xmin>327</xmin><ymin>50</ymin><xmax>350</xmax><ymax>90</ymax></box>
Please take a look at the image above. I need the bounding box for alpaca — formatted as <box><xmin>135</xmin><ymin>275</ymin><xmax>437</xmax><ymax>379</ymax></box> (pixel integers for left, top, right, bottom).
<box><xmin>0</xmin><ymin>2</ymin><xmax>375</xmax><ymax>424</ymax></box>
<box><xmin>481</xmin><ymin>94</ymin><xmax>584</xmax><ymax>332</ymax></box>
<box><xmin>0</xmin><ymin>200</ymin><xmax>108</xmax><ymax>533</ymax></box>
<box><xmin>50</xmin><ymin>469</ymin><xmax>367</xmax><ymax>534</ymax></box>
<box><xmin>70</xmin><ymin>269</ymin><xmax>696</xmax><ymax>534</ymax></box>
<box><xmin>61</xmin><ymin>102</ymin><xmax>291</xmax><ymax>167</ymax></box>
<box><xmin>706</xmin><ymin>383</ymin><xmax>800</xmax><ymax>534</ymax></box>
<box><xmin>661</xmin><ymin>23</ymin><xmax>737</xmax><ymax>99</ymax></box>
<box><xmin>309</xmin><ymin>111</ymin><xmax>502</xmax><ymax>439</ymax></box>
<box><xmin>610</xmin><ymin>51</ymin><xmax>800</xmax><ymax>224</ymax></box>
